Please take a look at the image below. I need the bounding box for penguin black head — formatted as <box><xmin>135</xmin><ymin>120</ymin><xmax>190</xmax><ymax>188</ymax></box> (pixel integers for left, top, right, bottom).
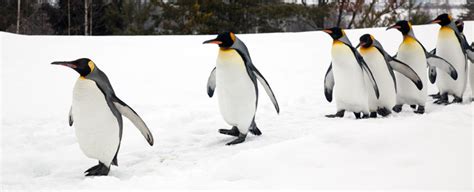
<box><xmin>387</xmin><ymin>20</ymin><xmax>412</xmax><ymax>35</ymax></box>
<box><xmin>358</xmin><ymin>34</ymin><xmax>374</xmax><ymax>48</ymax></box>
<box><xmin>431</xmin><ymin>13</ymin><xmax>452</xmax><ymax>26</ymax></box>
<box><xmin>51</xmin><ymin>58</ymin><xmax>95</xmax><ymax>77</ymax></box>
<box><xmin>323</xmin><ymin>27</ymin><xmax>345</xmax><ymax>40</ymax></box>
<box><xmin>455</xmin><ymin>19</ymin><xmax>464</xmax><ymax>32</ymax></box>
<box><xmin>203</xmin><ymin>32</ymin><xmax>236</xmax><ymax>48</ymax></box>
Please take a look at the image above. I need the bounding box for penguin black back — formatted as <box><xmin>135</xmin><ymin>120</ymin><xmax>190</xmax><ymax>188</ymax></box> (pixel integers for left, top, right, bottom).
<box><xmin>455</xmin><ymin>20</ymin><xmax>464</xmax><ymax>32</ymax></box>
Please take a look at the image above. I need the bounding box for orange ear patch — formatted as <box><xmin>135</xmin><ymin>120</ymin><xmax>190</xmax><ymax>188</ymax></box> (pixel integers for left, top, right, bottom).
<box><xmin>230</xmin><ymin>32</ymin><xmax>236</xmax><ymax>42</ymax></box>
<box><xmin>88</xmin><ymin>61</ymin><xmax>95</xmax><ymax>72</ymax></box>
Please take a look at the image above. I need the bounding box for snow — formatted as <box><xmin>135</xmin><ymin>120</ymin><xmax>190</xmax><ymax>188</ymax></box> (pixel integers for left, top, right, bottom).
<box><xmin>1</xmin><ymin>23</ymin><xmax>473</xmax><ymax>191</ymax></box>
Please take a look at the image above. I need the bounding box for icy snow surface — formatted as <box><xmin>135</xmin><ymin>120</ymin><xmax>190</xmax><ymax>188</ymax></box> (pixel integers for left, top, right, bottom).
<box><xmin>1</xmin><ymin>23</ymin><xmax>473</xmax><ymax>190</ymax></box>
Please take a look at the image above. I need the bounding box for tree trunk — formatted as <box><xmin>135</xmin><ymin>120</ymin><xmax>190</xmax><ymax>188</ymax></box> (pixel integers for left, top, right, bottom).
<box><xmin>84</xmin><ymin>0</ymin><xmax>88</xmax><ymax>36</ymax></box>
<box><xmin>336</xmin><ymin>1</ymin><xmax>345</xmax><ymax>28</ymax></box>
<box><xmin>16</xmin><ymin>0</ymin><xmax>21</xmax><ymax>34</ymax></box>
<box><xmin>90</xmin><ymin>2</ymin><xmax>92</xmax><ymax>35</ymax></box>
<box><xmin>68</xmin><ymin>0</ymin><xmax>70</xmax><ymax>35</ymax></box>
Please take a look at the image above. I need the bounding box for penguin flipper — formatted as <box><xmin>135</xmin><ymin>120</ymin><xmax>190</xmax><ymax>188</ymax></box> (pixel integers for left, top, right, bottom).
<box><xmin>113</xmin><ymin>98</ymin><xmax>154</xmax><ymax>146</ymax></box>
<box><xmin>68</xmin><ymin>106</ymin><xmax>73</xmax><ymax>126</ymax></box>
<box><xmin>389</xmin><ymin>58</ymin><xmax>423</xmax><ymax>90</ymax></box>
<box><xmin>467</xmin><ymin>49</ymin><xmax>474</xmax><ymax>63</ymax></box>
<box><xmin>207</xmin><ymin>67</ymin><xmax>216</xmax><ymax>97</ymax></box>
<box><xmin>324</xmin><ymin>63</ymin><xmax>334</xmax><ymax>102</ymax></box>
<box><xmin>360</xmin><ymin>60</ymin><xmax>380</xmax><ymax>99</ymax></box>
<box><xmin>428</xmin><ymin>48</ymin><xmax>437</xmax><ymax>84</ymax></box>
<box><xmin>252</xmin><ymin>66</ymin><xmax>280</xmax><ymax>114</ymax></box>
<box><xmin>348</xmin><ymin>44</ymin><xmax>380</xmax><ymax>99</ymax></box>
<box><xmin>426</xmin><ymin>54</ymin><xmax>458</xmax><ymax>80</ymax></box>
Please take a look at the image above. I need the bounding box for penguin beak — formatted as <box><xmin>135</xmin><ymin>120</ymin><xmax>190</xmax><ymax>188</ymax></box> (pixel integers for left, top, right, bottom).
<box><xmin>356</xmin><ymin>42</ymin><xmax>364</xmax><ymax>48</ymax></box>
<box><xmin>386</xmin><ymin>25</ymin><xmax>400</xmax><ymax>30</ymax></box>
<box><xmin>431</xmin><ymin>19</ymin><xmax>441</xmax><ymax>24</ymax></box>
<box><xmin>203</xmin><ymin>39</ymin><xmax>222</xmax><ymax>45</ymax></box>
<box><xmin>51</xmin><ymin>61</ymin><xmax>77</xmax><ymax>69</ymax></box>
<box><xmin>322</xmin><ymin>29</ymin><xmax>332</xmax><ymax>34</ymax></box>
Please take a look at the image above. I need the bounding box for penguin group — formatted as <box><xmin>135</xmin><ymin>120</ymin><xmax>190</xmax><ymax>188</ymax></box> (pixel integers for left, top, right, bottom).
<box><xmin>324</xmin><ymin>13</ymin><xmax>472</xmax><ymax>119</ymax></box>
<box><xmin>50</xmin><ymin>13</ymin><xmax>472</xmax><ymax>177</ymax></box>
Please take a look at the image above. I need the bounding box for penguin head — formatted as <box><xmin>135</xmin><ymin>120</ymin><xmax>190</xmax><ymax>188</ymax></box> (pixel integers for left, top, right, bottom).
<box><xmin>386</xmin><ymin>20</ymin><xmax>412</xmax><ymax>35</ymax></box>
<box><xmin>358</xmin><ymin>34</ymin><xmax>374</xmax><ymax>48</ymax></box>
<box><xmin>323</xmin><ymin>27</ymin><xmax>345</xmax><ymax>40</ymax></box>
<box><xmin>203</xmin><ymin>32</ymin><xmax>236</xmax><ymax>48</ymax></box>
<box><xmin>431</xmin><ymin>13</ymin><xmax>452</xmax><ymax>26</ymax></box>
<box><xmin>51</xmin><ymin>58</ymin><xmax>95</xmax><ymax>77</ymax></box>
<box><xmin>455</xmin><ymin>19</ymin><xmax>464</xmax><ymax>32</ymax></box>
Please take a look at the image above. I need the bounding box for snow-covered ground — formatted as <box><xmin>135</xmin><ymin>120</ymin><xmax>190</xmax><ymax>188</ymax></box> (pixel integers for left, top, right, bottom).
<box><xmin>1</xmin><ymin>23</ymin><xmax>473</xmax><ymax>191</ymax></box>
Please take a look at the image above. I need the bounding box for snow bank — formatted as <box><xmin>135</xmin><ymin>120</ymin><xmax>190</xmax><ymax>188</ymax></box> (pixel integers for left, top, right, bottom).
<box><xmin>1</xmin><ymin>22</ymin><xmax>473</xmax><ymax>191</ymax></box>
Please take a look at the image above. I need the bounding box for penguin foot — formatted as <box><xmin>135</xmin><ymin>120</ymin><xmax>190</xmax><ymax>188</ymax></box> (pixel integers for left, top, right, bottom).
<box><xmin>226</xmin><ymin>134</ymin><xmax>246</xmax><ymax>145</ymax></box>
<box><xmin>452</xmin><ymin>96</ymin><xmax>462</xmax><ymax>103</ymax></box>
<box><xmin>369</xmin><ymin>112</ymin><xmax>377</xmax><ymax>118</ymax></box>
<box><xmin>218</xmin><ymin>126</ymin><xmax>240</xmax><ymax>137</ymax></box>
<box><xmin>433</xmin><ymin>93</ymin><xmax>449</xmax><ymax>105</ymax></box>
<box><xmin>249</xmin><ymin>127</ymin><xmax>262</xmax><ymax>136</ymax></box>
<box><xmin>85</xmin><ymin>162</ymin><xmax>109</xmax><ymax>176</ymax></box>
<box><xmin>354</xmin><ymin>112</ymin><xmax>361</xmax><ymax>119</ymax></box>
<box><xmin>393</xmin><ymin>105</ymin><xmax>403</xmax><ymax>113</ymax></box>
<box><xmin>410</xmin><ymin>105</ymin><xmax>417</xmax><ymax>109</ymax></box>
<box><xmin>362</xmin><ymin>113</ymin><xmax>369</xmax><ymax>119</ymax></box>
<box><xmin>414</xmin><ymin>105</ymin><xmax>425</xmax><ymax>114</ymax></box>
<box><xmin>326</xmin><ymin>110</ymin><xmax>345</xmax><ymax>118</ymax></box>
<box><xmin>377</xmin><ymin>108</ymin><xmax>391</xmax><ymax>117</ymax></box>
<box><xmin>433</xmin><ymin>99</ymin><xmax>449</xmax><ymax>105</ymax></box>
<box><xmin>429</xmin><ymin>92</ymin><xmax>441</xmax><ymax>99</ymax></box>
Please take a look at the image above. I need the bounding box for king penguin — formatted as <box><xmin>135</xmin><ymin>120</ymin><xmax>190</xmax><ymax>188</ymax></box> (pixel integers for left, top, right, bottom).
<box><xmin>387</xmin><ymin>20</ymin><xmax>457</xmax><ymax>114</ymax></box>
<box><xmin>52</xmin><ymin>58</ymin><xmax>154</xmax><ymax>176</ymax></box>
<box><xmin>323</xmin><ymin>27</ymin><xmax>380</xmax><ymax>119</ymax></box>
<box><xmin>429</xmin><ymin>14</ymin><xmax>469</xmax><ymax>104</ymax></box>
<box><xmin>357</xmin><ymin>34</ymin><xmax>423</xmax><ymax>118</ymax></box>
<box><xmin>203</xmin><ymin>32</ymin><xmax>279</xmax><ymax>145</ymax></box>
<box><xmin>429</xmin><ymin>19</ymin><xmax>474</xmax><ymax>101</ymax></box>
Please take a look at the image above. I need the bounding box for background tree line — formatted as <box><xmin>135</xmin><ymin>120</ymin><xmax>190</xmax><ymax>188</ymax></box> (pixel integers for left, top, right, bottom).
<box><xmin>0</xmin><ymin>0</ymin><xmax>472</xmax><ymax>35</ymax></box>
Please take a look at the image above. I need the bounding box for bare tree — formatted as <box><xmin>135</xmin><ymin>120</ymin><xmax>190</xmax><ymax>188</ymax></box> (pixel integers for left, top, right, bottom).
<box><xmin>347</xmin><ymin>0</ymin><xmax>364</xmax><ymax>29</ymax></box>
<box><xmin>336</xmin><ymin>1</ymin><xmax>345</xmax><ymax>27</ymax></box>
<box><xmin>16</xmin><ymin>0</ymin><xmax>21</xmax><ymax>33</ymax></box>
<box><xmin>68</xmin><ymin>0</ymin><xmax>71</xmax><ymax>35</ymax></box>
<box><xmin>90</xmin><ymin>1</ymin><xmax>93</xmax><ymax>35</ymax></box>
<box><xmin>84</xmin><ymin>0</ymin><xmax>88</xmax><ymax>35</ymax></box>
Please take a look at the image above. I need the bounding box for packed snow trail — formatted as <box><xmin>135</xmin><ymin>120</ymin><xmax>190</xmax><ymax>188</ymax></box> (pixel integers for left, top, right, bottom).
<box><xmin>1</xmin><ymin>23</ymin><xmax>472</xmax><ymax>190</ymax></box>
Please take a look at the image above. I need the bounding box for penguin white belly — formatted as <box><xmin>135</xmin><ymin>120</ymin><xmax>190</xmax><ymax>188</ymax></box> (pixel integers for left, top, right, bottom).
<box><xmin>436</xmin><ymin>27</ymin><xmax>467</xmax><ymax>97</ymax></box>
<box><xmin>395</xmin><ymin>37</ymin><xmax>427</xmax><ymax>105</ymax></box>
<box><xmin>72</xmin><ymin>78</ymin><xmax>119</xmax><ymax>166</ymax></box>
<box><xmin>470</xmin><ymin>63</ymin><xmax>474</xmax><ymax>99</ymax></box>
<box><xmin>331</xmin><ymin>42</ymin><xmax>369</xmax><ymax>113</ymax></box>
<box><xmin>216</xmin><ymin>49</ymin><xmax>256</xmax><ymax>134</ymax></box>
<box><xmin>360</xmin><ymin>47</ymin><xmax>396</xmax><ymax>111</ymax></box>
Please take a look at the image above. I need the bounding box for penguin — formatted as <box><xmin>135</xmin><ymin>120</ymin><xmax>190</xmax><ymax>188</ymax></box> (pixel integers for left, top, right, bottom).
<box><xmin>429</xmin><ymin>14</ymin><xmax>469</xmax><ymax>104</ymax></box>
<box><xmin>52</xmin><ymin>58</ymin><xmax>154</xmax><ymax>176</ymax></box>
<box><xmin>203</xmin><ymin>32</ymin><xmax>279</xmax><ymax>145</ymax></box>
<box><xmin>429</xmin><ymin>19</ymin><xmax>474</xmax><ymax>101</ymax></box>
<box><xmin>387</xmin><ymin>20</ymin><xmax>457</xmax><ymax>114</ymax></box>
<box><xmin>323</xmin><ymin>27</ymin><xmax>380</xmax><ymax>119</ymax></box>
<box><xmin>357</xmin><ymin>34</ymin><xmax>423</xmax><ymax>118</ymax></box>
